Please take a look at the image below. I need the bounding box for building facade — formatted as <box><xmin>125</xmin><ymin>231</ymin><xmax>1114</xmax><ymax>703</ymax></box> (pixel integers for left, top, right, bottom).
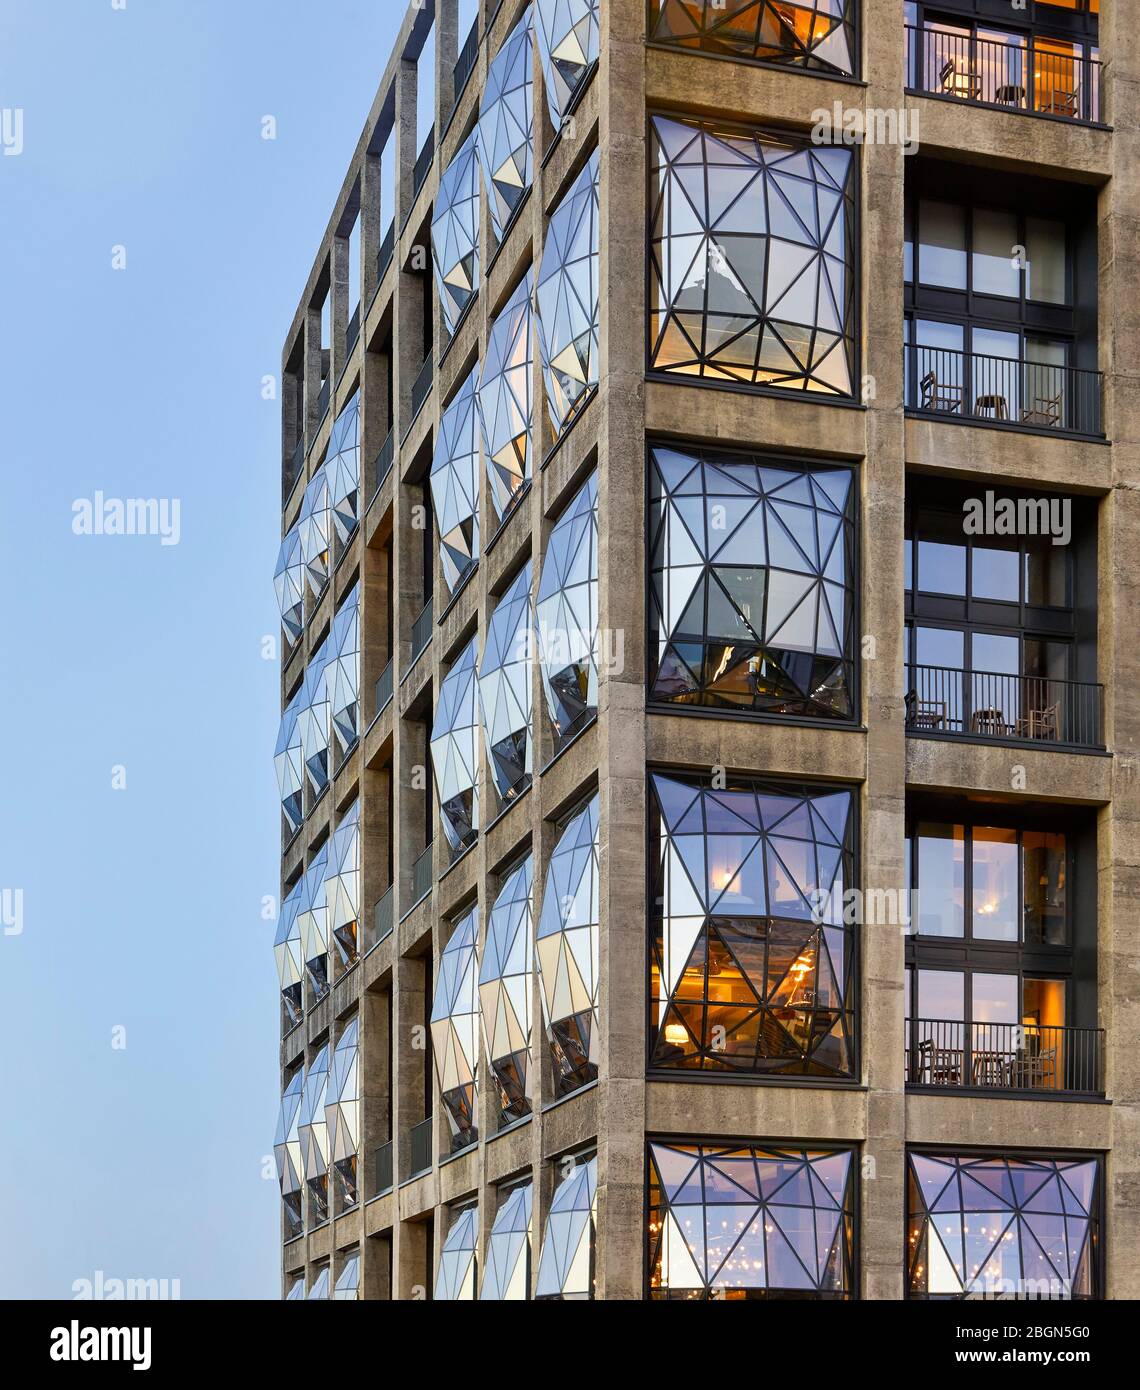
<box><xmin>272</xmin><ymin>0</ymin><xmax>1139</xmax><ymax>1300</ymax></box>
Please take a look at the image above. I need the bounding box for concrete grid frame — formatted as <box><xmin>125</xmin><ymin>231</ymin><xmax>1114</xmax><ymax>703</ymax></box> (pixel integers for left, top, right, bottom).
<box><xmin>274</xmin><ymin>0</ymin><xmax>1140</xmax><ymax>1300</ymax></box>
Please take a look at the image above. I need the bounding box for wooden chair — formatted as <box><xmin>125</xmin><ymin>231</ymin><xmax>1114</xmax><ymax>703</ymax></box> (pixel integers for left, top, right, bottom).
<box><xmin>1016</xmin><ymin>701</ymin><xmax>1060</xmax><ymax>741</ymax></box>
<box><xmin>1020</xmin><ymin>388</ymin><xmax>1063</xmax><ymax>427</ymax></box>
<box><xmin>1023</xmin><ymin>1047</ymin><xmax>1057</xmax><ymax>1089</ymax></box>
<box><xmin>939</xmin><ymin>57</ymin><xmax>981</xmax><ymax>100</ymax></box>
<box><xmin>917</xmin><ymin>1038</ymin><xmax>962</xmax><ymax>1085</ymax></box>
<box><xmin>920</xmin><ymin>369</ymin><xmax>963</xmax><ymax>414</ymax></box>
<box><xmin>905</xmin><ymin>690</ymin><xmax>948</xmax><ymax>730</ymax></box>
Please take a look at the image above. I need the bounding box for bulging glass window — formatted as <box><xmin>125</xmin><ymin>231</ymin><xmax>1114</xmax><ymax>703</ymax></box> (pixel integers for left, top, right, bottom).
<box><xmin>648</xmin><ymin>1141</ymin><xmax>856</xmax><ymax>1298</ymax></box>
<box><xmin>436</xmin><ymin>1205</ymin><xmax>479</xmax><ymax>1300</ymax></box>
<box><xmin>536</xmin><ymin>471</ymin><xmax>598</xmax><ymax>745</ymax></box>
<box><xmin>430</xmin><ymin>636</ymin><xmax>481</xmax><ymax>854</ymax></box>
<box><xmin>480</xmin><ymin>1183</ymin><xmax>533</xmax><ymax>1300</ymax></box>
<box><xmin>326</xmin><ymin>584</ymin><xmax>359</xmax><ymax>763</ymax></box>
<box><xmin>274</xmin><ymin>879</ymin><xmax>304</xmax><ymax>1026</ymax></box>
<box><xmin>297</xmin><ymin>844</ymin><xmax>330</xmax><ymax>998</ymax></box>
<box><xmin>298</xmin><ymin>1044</ymin><xmax>330</xmax><ymax>1221</ymax></box>
<box><xmin>285</xmin><ymin>1274</ymin><xmax>305</xmax><ymax>1300</ymax></box>
<box><xmin>649</xmin><ymin>0</ymin><xmax>855</xmax><ymax>77</ymax></box>
<box><xmin>478</xmin><ymin>270</ymin><xmax>533</xmax><ymax>522</ymax></box>
<box><xmin>648</xmin><ymin>114</ymin><xmax>856</xmax><ymax>395</ymax></box>
<box><xmin>479</xmin><ymin>855</ymin><xmax>534</xmax><ymax>1124</ymax></box>
<box><xmin>536</xmin><ymin>794</ymin><xmax>600</xmax><ymax>1096</ymax></box>
<box><xmin>908</xmin><ymin>1151</ymin><xmax>1101</xmax><ymax>1299</ymax></box>
<box><xmin>477</xmin><ymin>8</ymin><xmax>534</xmax><ymax>241</ymax></box>
<box><xmin>430</xmin><ymin>905</ymin><xmax>481</xmax><ymax>1152</ymax></box>
<box><xmin>536</xmin><ymin>1155</ymin><xmax>596</xmax><ymax>1299</ymax></box>
<box><xmin>274</xmin><ymin>524</ymin><xmax>304</xmax><ymax>646</ymax></box>
<box><xmin>649</xmin><ymin>444</ymin><xmax>856</xmax><ymax>718</ymax></box>
<box><xmin>306</xmin><ymin>1265</ymin><xmax>330</xmax><ymax>1300</ymax></box>
<box><xmin>274</xmin><ymin>688</ymin><xmax>304</xmax><ymax>835</ymax></box>
<box><xmin>431</xmin><ymin>129</ymin><xmax>481</xmax><ymax>334</ymax></box>
<box><xmin>325</xmin><ymin>1018</ymin><xmax>359</xmax><ymax>1205</ymax></box>
<box><xmin>536</xmin><ymin>148</ymin><xmax>599</xmax><ymax>435</ymax></box>
<box><xmin>297</xmin><ymin>639</ymin><xmax>330</xmax><ymax>799</ymax></box>
<box><xmin>324</xmin><ymin>801</ymin><xmax>359</xmax><ymax>971</ymax></box>
<box><xmin>298</xmin><ymin>467</ymin><xmax>331</xmax><ymax>597</ymax></box>
<box><xmin>430</xmin><ymin>365</ymin><xmax>481</xmax><ymax>594</ymax></box>
<box><xmin>327</xmin><ymin>392</ymin><xmax>360</xmax><ymax>546</ymax></box>
<box><xmin>535</xmin><ymin>0</ymin><xmax>600</xmax><ymax>127</ymax></box>
<box><xmin>332</xmin><ymin>1250</ymin><xmax>360</xmax><ymax>1300</ymax></box>
<box><xmin>648</xmin><ymin>771</ymin><xmax>856</xmax><ymax>1078</ymax></box>
<box><xmin>478</xmin><ymin>561</ymin><xmax>533</xmax><ymax>804</ymax></box>
<box><xmin>274</xmin><ymin>1068</ymin><xmax>304</xmax><ymax>1238</ymax></box>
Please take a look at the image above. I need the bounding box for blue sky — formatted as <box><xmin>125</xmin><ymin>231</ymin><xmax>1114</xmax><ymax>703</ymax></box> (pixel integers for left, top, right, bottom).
<box><xmin>0</xmin><ymin>0</ymin><xmax>402</xmax><ymax>1298</ymax></box>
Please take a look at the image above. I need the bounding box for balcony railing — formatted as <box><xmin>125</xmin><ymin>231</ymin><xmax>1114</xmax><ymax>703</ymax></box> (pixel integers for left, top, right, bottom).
<box><xmin>375</xmin><ymin>659</ymin><xmax>393</xmax><ymax>717</ymax></box>
<box><xmin>285</xmin><ymin>434</ymin><xmax>305</xmax><ymax>497</ymax></box>
<box><xmin>372</xmin><ymin>886</ymin><xmax>394</xmax><ymax>948</ymax></box>
<box><xmin>412</xmin><ymin>128</ymin><xmax>435</xmax><ymax>200</ymax></box>
<box><xmin>453</xmin><ymin>21</ymin><xmax>479</xmax><ymax>106</ymax></box>
<box><xmin>906</xmin><ymin>343</ymin><xmax>1104</xmax><ymax>437</ymax></box>
<box><xmin>410</xmin><ymin>599</ymin><xmax>433</xmax><ymax>665</ymax></box>
<box><xmin>409</xmin><ymin>351</ymin><xmax>434</xmax><ymax>424</ymax></box>
<box><xmin>317</xmin><ymin>377</ymin><xmax>330</xmax><ymax>423</ymax></box>
<box><xmin>377</xmin><ymin>219</ymin><xmax>396</xmax><ymax>280</ymax></box>
<box><xmin>374</xmin><ymin>428</ymin><xmax>395</xmax><ymax>492</ymax></box>
<box><xmin>906</xmin><ymin>1019</ymin><xmax>1104</xmax><ymax>1096</ymax></box>
<box><xmin>374</xmin><ymin>1141</ymin><xmax>394</xmax><ymax>1195</ymax></box>
<box><xmin>906</xmin><ymin>664</ymin><xmax>1104</xmax><ymax>749</ymax></box>
<box><xmin>406</xmin><ymin>1116</ymin><xmax>433</xmax><ymax>1180</ymax></box>
<box><xmin>345</xmin><ymin>303</ymin><xmax>360</xmax><ymax>356</ymax></box>
<box><xmin>411</xmin><ymin>843</ymin><xmax>433</xmax><ymax>906</ymax></box>
<box><xmin>906</xmin><ymin>25</ymin><xmax>1102</xmax><ymax>124</ymax></box>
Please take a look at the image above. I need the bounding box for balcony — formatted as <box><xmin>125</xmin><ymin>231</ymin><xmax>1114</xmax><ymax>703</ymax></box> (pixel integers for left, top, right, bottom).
<box><xmin>410</xmin><ymin>599</ymin><xmax>433</xmax><ymax>666</ymax></box>
<box><xmin>906</xmin><ymin>343</ymin><xmax>1103</xmax><ymax>438</ymax></box>
<box><xmin>375</xmin><ymin>428</ymin><xmax>394</xmax><ymax>493</ymax></box>
<box><xmin>405</xmin><ymin>1116</ymin><xmax>433</xmax><ymax>1180</ymax></box>
<box><xmin>317</xmin><ymin>376</ymin><xmax>330</xmax><ymax>424</ymax></box>
<box><xmin>412</xmin><ymin>128</ymin><xmax>435</xmax><ymax>202</ymax></box>
<box><xmin>373</xmin><ymin>1141</ymin><xmax>393</xmax><ymax>1195</ymax></box>
<box><xmin>370</xmin><ymin>886</ymin><xmax>393</xmax><ymax>950</ymax></box>
<box><xmin>906</xmin><ymin>25</ymin><xmax>1102</xmax><ymax>125</ymax></box>
<box><xmin>905</xmin><ymin>664</ymin><xmax>1104</xmax><ymax>750</ymax></box>
<box><xmin>453</xmin><ymin>20</ymin><xmax>478</xmax><ymax>109</ymax></box>
<box><xmin>411</xmin><ymin>843</ymin><xmax>433</xmax><ymax>907</ymax></box>
<box><xmin>285</xmin><ymin>434</ymin><xmax>305</xmax><ymax>499</ymax></box>
<box><xmin>407</xmin><ymin>351</ymin><xmax>434</xmax><ymax>433</ymax></box>
<box><xmin>906</xmin><ymin>1019</ymin><xmax>1104</xmax><ymax>1096</ymax></box>
<box><xmin>374</xmin><ymin>658</ymin><xmax>393</xmax><ymax>717</ymax></box>
<box><xmin>345</xmin><ymin>303</ymin><xmax>360</xmax><ymax>356</ymax></box>
<box><xmin>376</xmin><ymin>219</ymin><xmax>396</xmax><ymax>281</ymax></box>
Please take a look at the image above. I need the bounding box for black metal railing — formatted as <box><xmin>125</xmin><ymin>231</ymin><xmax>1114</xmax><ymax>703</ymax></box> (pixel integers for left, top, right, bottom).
<box><xmin>906</xmin><ymin>342</ymin><xmax>1103</xmax><ymax>437</ymax></box>
<box><xmin>285</xmin><ymin>434</ymin><xmax>305</xmax><ymax>496</ymax></box>
<box><xmin>905</xmin><ymin>1019</ymin><xmax>1104</xmax><ymax>1095</ymax></box>
<box><xmin>406</xmin><ymin>1116</ymin><xmax>433</xmax><ymax>1179</ymax></box>
<box><xmin>373</xmin><ymin>427</ymin><xmax>395</xmax><ymax>496</ymax></box>
<box><xmin>453</xmin><ymin>21</ymin><xmax>479</xmax><ymax>104</ymax></box>
<box><xmin>905</xmin><ymin>665</ymin><xmax>1104</xmax><ymax>748</ymax></box>
<box><xmin>377</xmin><ymin>219</ymin><xmax>396</xmax><ymax>280</ymax></box>
<box><xmin>375</xmin><ymin>659</ymin><xmax>393</xmax><ymax>717</ymax></box>
<box><xmin>410</xmin><ymin>599</ymin><xmax>433</xmax><ymax>664</ymax></box>
<box><xmin>372</xmin><ymin>886</ymin><xmax>394</xmax><ymax>948</ymax></box>
<box><xmin>374</xmin><ymin>1141</ymin><xmax>394</xmax><ymax>1195</ymax></box>
<box><xmin>412</xmin><ymin>128</ymin><xmax>435</xmax><ymax>199</ymax></box>
<box><xmin>317</xmin><ymin>377</ymin><xmax>330</xmax><ymax>422</ymax></box>
<box><xmin>906</xmin><ymin>25</ymin><xmax>1102</xmax><ymax>124</ymax></box>
<box><xmin>410</xmin><ymin>351</ymin><xmax>434</xmax><ymax>422</ymax></box>
<box><xmin>345</xmin><ymin>304</ymin><xmax>360</xmax><ymax>356</ymax></box>
<box><xmin>411</xmin><ymin>843</ymin><xmax>433</xmax><ymax>907</ymax></box>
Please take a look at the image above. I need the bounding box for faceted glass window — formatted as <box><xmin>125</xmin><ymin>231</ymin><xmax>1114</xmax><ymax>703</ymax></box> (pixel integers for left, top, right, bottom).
<box><xmin>430</xmin><ymin>636</ymin><xmax>481</xmax><ymax>854</ymax></box>
<box><xmin>432</xmin><ymin>128</ymin><xmax>481</xmax><ymax>335</ymax></box>
<box><xmin>481</xmin><ymin>1183</ymin><xmax>533</xmax><ymax>1300</ymax></box>
<box><xmin>274</xmin><ymin>879</ymin><xmax>304</xmax><ymax>1027</ymax></box>
<box><xmin>274</xmin><ymin>687</ymin><xmax>304</xmax><ymax>835</ymax></box>
<box><xmin>296</xmin><ymin>639</ymin><xmax>331</xmax><ymax>799</ymax></box>
<box><xmin>324</xmin><ymin>800</ymin><xmax>359</xmax><ymax>971</ymax></box>
<box><xmin>298</xmin><ymin>1044</ymin><xmax>330</xmax><ymax>1222</ymax></box>
<box><xmin>430</xmin><ymin>905</ymin><xmax>481</xmax><ymax>1152</ymax></box>
<box><xmin>478</xmin><ymin>269</ymin><xmax>533</xmax><ymax>522</ymax></box>
<box><xmin>650</xmin><ymin>0</ymin><xmax>856</xmax><ymax>77</ymax></box>
<box><xmin>536</xmin><ymin>471</ymin><xmax>598</xmax><ymax>745</ymax></box>
<box><xmin>476</xmin><ymin>8</ymin><xmax>534</xmax><ymax>242</ymax></box>
<box><xmin>908</xmin><ymin>1151</ymin><xmax>1101</xmax><ymax>1299</ymax></box>
<box><xmin>299</xmin><ymin>466</ymin><xmax>331</xmax><ymax>597</ymax></box>
<box><xmin>325</xmin><ymin>1018</ymin><xmax>359</xmax><ymax>1205</ymax></box>
<box><xmin>297</xmin><ymin>845</ymin><xmax>330</xmax><ymax>998</ymax></box>
<box><xmin>285</xmin><ymin>1274</ymin><xmax>305</xmax><ymax>1300</ymax></box>
<box><xmin>536</xmin><ymin>1155</ymin><xmax>597</xmax><ymax>1299</ymax></box>
<box><xmin>536</xmin><ymin>148</ymin><xmax>599</xmax><ymax>435</ymax></box>
<box><xmin>648</xmin><ymin>1141</ymin><xmax>856</xmax><ymax>1298</ymax></box>
<box><xmin>430</xmin><ymin>364</ymin><xmax>481</xmax><ymax>594</ymax></box>
<box><xmin>274</xmin><ymin>1068</ymin><xmax>304</xmax><ymax>1238</ymax></box>
<box><xmin>649</xmin><ymin>445</ymin><xmax>856</xmax><ymax>718</ymax></box>
<box><xmin>327</xmin><ymin>392</ymin><xmax>360</xmax><ymax>546</ymax></box>
<box><xmin>478</xmin><ymin>561</ymin><xmax>533</xmax><ymax>803</ymax></box>
<box><xmin>307</xmin><ymin>1265</ymin><xmax>330</xmax><ymax>1300</ymax></box>
<box><xmin>535</xmin><ymin>0</ymin><xmax>600</xmax><ymax>127</ymax></box>
<box><xmin>436</xmin><ymin>1205</ymin><xmax>479</xmax><ymax>1300</ymax></box>
<box><xmin>649</xmin><ymin>114</ymin><xmax>856</xmax><ymax>395</ymax></box>
<box><xmin>326</xmin><ymin>584</ymin><xmax>359</xmax><ymax>763</ymax></box>
<box><xmin>479</xmin><ymin>855</ymin><xmax>534</xmax><ymax>1124</ymax></box>
<box><xmin>537</xmin><ymin>794</ymin><xmax>600</xmax><ymax>1096</ymax></box>
<box><xmin>649</xmin><ymin>772</ymin><xmax>856</xmax><ymax>1078</ymax></box>
<box><xmin>332</xmin><ymin>1251</ymin><xmax>360</xmax><ymax>1300</ymax></box>
<box><xmin>274</xmin><ymin>524</ymin><xmax>304</xmax><ymax>647</ymax></box>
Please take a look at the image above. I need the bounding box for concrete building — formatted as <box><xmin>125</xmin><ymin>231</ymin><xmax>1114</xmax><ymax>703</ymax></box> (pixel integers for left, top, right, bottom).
<box><xmin>272</xmin><ymin>0</ymin><xmax>1139</xmax><ymax>1300</ymax></box>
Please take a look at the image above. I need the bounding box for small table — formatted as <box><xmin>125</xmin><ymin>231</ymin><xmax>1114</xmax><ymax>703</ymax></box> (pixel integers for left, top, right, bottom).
<box><xmin>972</xmin><ymin>1051</ymin><xmax>1012</xmax><ymax>1086</ymax></box>
<box><xmin>974</xmin><ymin>393</ymin><xmax>1008</xmax><ymax>420</ymax></box>
<box><xmin>971</xmin><ymin>708</ymin><xmax>1010</xmax><ymax>735</ymax></box>
<box><xmin>996</xmin><ymin>84</ymin><xmax>1026</xmax><ymax>107</ymax></box>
